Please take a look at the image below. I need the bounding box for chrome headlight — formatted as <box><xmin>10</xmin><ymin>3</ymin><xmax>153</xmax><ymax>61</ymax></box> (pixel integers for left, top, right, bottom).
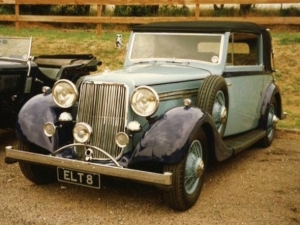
<box><xmin>130</xmin><ymin>86</ymin><xmax>159</xmax><ymax>117</ymax></box>
<box><xmin>52</xmin><ymin>79</ymin><xmax>78</xmax><ymax>108</ymax></box>
<box><xmin>73</xmin><ymin>122</ymin><xmax>93</xmax><ymax>143</ymax></box>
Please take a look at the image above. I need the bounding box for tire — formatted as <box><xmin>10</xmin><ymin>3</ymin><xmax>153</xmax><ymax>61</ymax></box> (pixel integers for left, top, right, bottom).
<box><xmin>18</xmin><ymin>141</ymin><xmax>57</xmax><ymax>185</ymax></box>
<box><xmin>163</xmin><ymin>131</ymin><xmax>207</xmax><ymax>211</ymax></box>
<box><xmin>197</xmin><ymin>75</ymin><xmax>228</xmax><ymax>137</ymax></box>
<box><xmin>260</xmin><ymin>97</ymin><xmax>278</xmax><ymax>148</ymax></box>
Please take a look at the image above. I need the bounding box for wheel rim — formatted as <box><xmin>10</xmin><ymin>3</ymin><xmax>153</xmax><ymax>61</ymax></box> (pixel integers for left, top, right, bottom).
<box><xmin>267</xmin><ymin>104</ymin><xmax>276</xmax><ymax>140</ymax></box>
<box><xmin>184</xmin><ymin>140</ymin><xmax>204</xmax><ymax>195</ymax></box>
<box><xmin>212</xmin><ymin>90</ymin><xmax>227</xmax><ymax>134</ymax></box>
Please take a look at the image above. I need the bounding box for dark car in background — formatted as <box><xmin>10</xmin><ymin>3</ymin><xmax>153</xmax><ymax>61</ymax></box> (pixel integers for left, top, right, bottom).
<box><xmin>0</xmin><ymin>37</ymin><xmax>100</xmax><ymax>128</ymax></box>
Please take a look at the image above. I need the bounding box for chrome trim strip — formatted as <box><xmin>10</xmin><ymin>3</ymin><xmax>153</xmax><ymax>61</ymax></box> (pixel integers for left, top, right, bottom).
<box><xmin>5</xmin><ymin>147</ymin><xmax>172</xmax><ymax>186</ymax></box>
<box><xmin>53</xmin><ymin>143</ymin><xmax>121</xmax><ymax>167</ymax></box>
<box><xmin>159</xmin><ymin>89</ymin><xmax>198</xmax><ymax>101</ymax></box>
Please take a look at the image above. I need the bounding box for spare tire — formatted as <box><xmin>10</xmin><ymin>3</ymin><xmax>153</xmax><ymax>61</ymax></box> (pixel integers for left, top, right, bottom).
<box><xmin>197</xmin><ymin>75</ymin><xmax>229</xmax><ymax>137</ymax></box>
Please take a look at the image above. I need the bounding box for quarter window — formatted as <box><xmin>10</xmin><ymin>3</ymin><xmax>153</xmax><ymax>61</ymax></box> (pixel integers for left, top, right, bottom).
<box><xmin>227</xmin><ymin>33</ymin><xmax>259</xmax><ymax>66</ymax></box>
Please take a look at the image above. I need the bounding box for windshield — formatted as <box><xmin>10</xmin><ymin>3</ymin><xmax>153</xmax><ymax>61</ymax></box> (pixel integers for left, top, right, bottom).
<box><xmin>129</xmin><ymin>33</ymin><xmax>223</xmax><ymax>64</ymax></box>
<box><xmin>0</xmin><ymin>37</ymin><xmax>32</xmax><ymax>61</ymax></box>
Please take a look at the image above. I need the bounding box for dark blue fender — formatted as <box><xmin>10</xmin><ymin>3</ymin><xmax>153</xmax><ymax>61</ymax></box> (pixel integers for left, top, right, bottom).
<box><xmin>16</xmin><ymin>93</ymin><xmax>61</xmax><ymax>153</ymax></box>
<box><xmin>261</xmin><ymin>83</ymin><xmax>283</xmax><ymax>120</ymax></box>
<box><xmin>130</xmin><ymin>106</ymin><xmax>233</xmax><ymax>165</ymax></box>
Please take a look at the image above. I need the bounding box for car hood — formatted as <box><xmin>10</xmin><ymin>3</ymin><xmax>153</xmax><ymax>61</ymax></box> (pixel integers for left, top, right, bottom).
<box><xmin>84</xmin><ymin>63</ymin><xmax>211</xmax><ymax>88</ymax></box>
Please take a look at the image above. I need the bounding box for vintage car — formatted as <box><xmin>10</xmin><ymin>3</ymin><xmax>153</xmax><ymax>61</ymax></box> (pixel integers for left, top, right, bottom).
<box><xmin>0</xmin><ymin>37</ymin><xmax>101</xmax><ymax>128</ymax></box>
<box><xmin>5</xmin><ymin>21</ymin><xmax>286</xmax><ymax>211</ymax></box>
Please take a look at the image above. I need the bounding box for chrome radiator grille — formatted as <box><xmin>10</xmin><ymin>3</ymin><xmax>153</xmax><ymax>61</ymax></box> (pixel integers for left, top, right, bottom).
<box><xmin>77</xmin><ymin>82</ymin><xmax>127</xmax><ymax>160</ymax></box>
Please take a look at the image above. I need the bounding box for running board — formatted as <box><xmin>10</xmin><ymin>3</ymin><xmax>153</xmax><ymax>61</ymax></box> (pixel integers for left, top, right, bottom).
<box><xmin>224</xmin><ymin>129</ymin><xmax>266</xmax><ymax>154</ymax></box>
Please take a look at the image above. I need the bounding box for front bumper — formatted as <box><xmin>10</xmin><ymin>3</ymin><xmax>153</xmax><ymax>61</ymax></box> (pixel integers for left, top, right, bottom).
<box><xmin>5</xmin><ymin>146</ymin><xmax>172</xmax><ymax>186</ymax></box>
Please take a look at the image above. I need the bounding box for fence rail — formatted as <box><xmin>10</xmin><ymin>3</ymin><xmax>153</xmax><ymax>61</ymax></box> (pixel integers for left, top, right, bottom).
<box><xmin>0</xmin><ymin>0</ymin><xmax>299</xmax><ymax>34</ymax></box>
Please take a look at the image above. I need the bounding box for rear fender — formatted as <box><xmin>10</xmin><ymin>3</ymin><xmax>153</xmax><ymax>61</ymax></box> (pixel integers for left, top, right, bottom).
<box><xmin>130</xmin><ymin>106</ymin><xmax>212</xmax><ymax>165</ymax></box>
<box><xmin>261</xmin><ymin>83</ymin><xmax>283</xmax><ymax>120</ymax></box>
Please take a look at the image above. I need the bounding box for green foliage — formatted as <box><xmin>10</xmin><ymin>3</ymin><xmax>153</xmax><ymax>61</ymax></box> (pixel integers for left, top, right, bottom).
<box><xmin>51</xmin><ymin>5</ymin><xmax>90</xmax><ymax>16</ymax></box>
<box><xmin>274</xmin><ymin>72</ymin><xmax>282</xmax><ymax>80</ymax></box>
<box><xmin>0</xmin><ymin>5</ymin><xmax>52</xmax><ymax>15</ymax></box>
<box><xmin>114</xmin><ymin>5</ymin><xmax>159</xmax><ymax>17</ymax></box>
<box><xmin>0</xmin><ymin>5</ymin><xmax>14</xmax><ymax>14</ymax></box>
<box><xmin>279</xmin><ymin>36</ymin><xmax>300</xmax><ymax>45</ymax></box>
<box><xmin>212</xmin><ymin>7</ymin><xmax>238</xmax><ymax>17</ymax></box>
<box><xmin>158</xmin><ymin>5</ymin><xmax>190</xmax><ymax>16</ymax></box>
<box><xmin>280</xmin><ymin>6</ymin><xmax>300</xmax><ymax>17</ymax></box>
<box><xmin>20</xmin><ymin>5</ymin><xmax>52</xmax><ymax>15</ymax></box>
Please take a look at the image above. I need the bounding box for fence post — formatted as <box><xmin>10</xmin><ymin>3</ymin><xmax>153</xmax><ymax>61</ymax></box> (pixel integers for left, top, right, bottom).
<box><xmin>15</xmin><ymin>4</ymin><xmax>20</xmax><ymax>31</ymax></box>
<box><xmin>97</xmin><ymin>5</ymin><xmax>102</xmax><ymax>35</ymax></box>
<box><xmin>195</xmin><ymin>4</ymin><xmax>200</xmax><ymax>19</ymax></box>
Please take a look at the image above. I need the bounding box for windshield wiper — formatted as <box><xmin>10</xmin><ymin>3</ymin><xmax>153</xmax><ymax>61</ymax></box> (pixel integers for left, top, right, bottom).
<box><xmin>165</xmin><ymin>60</ymin><xmax>190</xmax><ymax>65</ymax></box>
<box><xmin>132</xmin><ymin>60</ymin><xmax>157</xmax><ymax>65</ymax></box>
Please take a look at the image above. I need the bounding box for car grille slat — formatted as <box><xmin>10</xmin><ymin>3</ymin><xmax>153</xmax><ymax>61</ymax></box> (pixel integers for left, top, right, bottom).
<box><xmin>77</xmin><ymin>82</ymin><xmax>127</xmax><ymax>160</ymax></box>
<box><xmin>0</xmin><ymin>75</ymin><xmax>21</xmax><ymax>93</ymax></box>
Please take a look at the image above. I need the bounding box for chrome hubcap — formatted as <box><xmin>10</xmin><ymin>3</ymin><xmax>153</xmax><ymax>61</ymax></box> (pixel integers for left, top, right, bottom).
<box><xmin>184</xmin><ymin>140</ymin><xmax>204</xmax><ymax>194</ymax></box>
<box><xmin>194</xmin><ymin>158</ymin><xmax>204</xmax><ymax>178</ymax></box>
<box><xmin>267</xmin><ymin>104</ymin><xmax>277</xmax><ymax>139</ymax></box>
<box><xmin>220</xmin><ymin>106</ymin><xmax>227</xmax><ymax>123</ymax></box>
<box><xmin>212</xmin><ymin>90</ymin><xmax>227</xmax><ymax>134</ymax></box>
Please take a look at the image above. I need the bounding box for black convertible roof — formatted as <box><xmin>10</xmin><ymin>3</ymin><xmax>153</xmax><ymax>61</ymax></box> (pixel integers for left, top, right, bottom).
<box><xmin>133</xmin><ymin>21</ymin><xmax>267</xmax><ymax>34</ymax></box>
<box><xmin>132</xmin><ymin>21</ymin><xmax>273</xmax><ymax>72</ymax></box>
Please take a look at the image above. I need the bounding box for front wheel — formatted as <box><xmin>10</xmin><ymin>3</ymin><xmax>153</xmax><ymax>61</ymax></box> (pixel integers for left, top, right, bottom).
<box><xmin>18</xmin><ymin>141</ymin><xmax>57</xmax><ymax>185</ymax></box>
<box><xmin>163</xmin><ymin>132</ymin><xmax>207</xmax><ymax>211</ymax></box>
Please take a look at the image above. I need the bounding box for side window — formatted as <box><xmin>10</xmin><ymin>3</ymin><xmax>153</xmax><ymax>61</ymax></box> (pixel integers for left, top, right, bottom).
<box><xmin>227</xmin><ymin>33</ymin><xmax>259</xmax><ymax>66</ymax></box>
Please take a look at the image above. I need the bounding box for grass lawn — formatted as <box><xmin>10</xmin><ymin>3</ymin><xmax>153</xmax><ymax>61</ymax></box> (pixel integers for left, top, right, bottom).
<box><xmin>1</xmin><ymin>23</ymin><xmax>299</xmax><ymax>129</ymax></box>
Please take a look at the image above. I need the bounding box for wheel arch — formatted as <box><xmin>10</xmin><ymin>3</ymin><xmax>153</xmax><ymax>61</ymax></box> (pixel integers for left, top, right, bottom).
<box><xmin>130</xmin><ymin>106</ymin><xmax>210</xmax><ymax>165</ymax></box>
<box><xmin>16</xmin><ymin>93</ymin><xmax>61</xmax><ymax>153</ymax></box>
<box><xmin>274</xmin><ymin>91</ymin><xmax>283</xmax><ymax>119</ymax></box>
<box><xmin>130</xmin><ymin>105</ymin><xmax>232</xmax><ymax>166</ymax></box>
<box><xmin>261</xmin><ymin>83</ymin><xmax>284</xmax><ymax>120</ymax></box>
<box><xmin>201</xmin><ymin>122</ymin><xmax>216</xmax><ymax>161</ymax></box>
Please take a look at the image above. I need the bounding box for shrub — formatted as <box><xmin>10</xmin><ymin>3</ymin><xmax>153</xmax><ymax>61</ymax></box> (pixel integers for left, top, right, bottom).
<box><xmin>114</xmin><ymin>5</ymin><xmax>159</xmax><ymax>16</ymax></box>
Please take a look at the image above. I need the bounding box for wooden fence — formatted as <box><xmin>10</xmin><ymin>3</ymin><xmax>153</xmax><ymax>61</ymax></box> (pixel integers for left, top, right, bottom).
<box><xmin>0</xmin><ymin>0</ymin><xmax>299</xmax><ymax>34</ymax></box>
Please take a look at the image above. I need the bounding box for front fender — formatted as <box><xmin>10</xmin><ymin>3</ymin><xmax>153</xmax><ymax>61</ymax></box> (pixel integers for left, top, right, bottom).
<box><xmin>16</xmin><ymin>93</ymin><xmax>60</xmax><ymax>152</ymax></box>
<box><xmin>130</xmin><ymin>106</ymin><xmax>207</xmax><ymax>165</ymax></box>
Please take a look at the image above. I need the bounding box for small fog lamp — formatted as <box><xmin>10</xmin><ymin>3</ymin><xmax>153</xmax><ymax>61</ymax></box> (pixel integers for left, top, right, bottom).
<box><xmin>127</xmin><ymin>121</ymin><xmax>141</xmax><ymax>132</ymax></box>
<box><xmin>73</xmin><ymin>122</ymin><xmax>93</xmax><ymax>143</ymax></box>
<box><xmin>115</xmin><ymin>132</ymin><xmax>129</xmax><ymax>148</ymax></box>
<box><xmin>43</xmin><ymin>122</ymin><xmax>56</xmax><ymax>137</ymax></box>
<box><xmin>58</xmin><ymin>112</ymin><xmax>73</xmax><ymax>122</ymax></box>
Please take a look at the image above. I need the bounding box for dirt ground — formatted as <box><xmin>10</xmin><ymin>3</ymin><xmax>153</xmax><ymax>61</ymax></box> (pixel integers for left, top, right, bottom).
<box><xmin>0</xmin><ymin>129</ymin><xmax>299</xmax><ymax>225</ymax></box>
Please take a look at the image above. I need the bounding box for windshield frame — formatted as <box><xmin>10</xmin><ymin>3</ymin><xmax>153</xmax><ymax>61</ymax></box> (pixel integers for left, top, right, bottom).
<box><xmin>0</xmin><ymin>37</ymin><xmax>32</xmax><ymax>62</ymax></box>
<box><xmin>128</xmin><ymin>32</ymin><xmax>225</xmax><ymax>65</ymax></box>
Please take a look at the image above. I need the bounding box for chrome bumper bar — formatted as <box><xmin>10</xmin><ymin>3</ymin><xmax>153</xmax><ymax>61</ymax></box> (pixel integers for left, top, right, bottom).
<box><xmin>5</xmin><ymin>147</ymin><xmax>172</xmax><ymax>186</ymax></box>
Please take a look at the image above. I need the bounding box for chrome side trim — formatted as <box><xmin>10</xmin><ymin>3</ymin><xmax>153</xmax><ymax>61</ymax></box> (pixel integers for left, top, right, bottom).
<box><xmin>159</xmin><ymin>89</ymin><xmax>198</xmax><ymax>101</ymax></box>
<box><xmin>5</xmin><ymin>147</ymin><xmax>172</xmax><ymax>186</ymax></box>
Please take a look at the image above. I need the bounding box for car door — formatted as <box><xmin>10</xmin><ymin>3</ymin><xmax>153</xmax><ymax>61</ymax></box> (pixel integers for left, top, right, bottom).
<box><xmin>223</xmin><ymin>32</ymin><xmax>273</xmax><ymax>137</ymax></box>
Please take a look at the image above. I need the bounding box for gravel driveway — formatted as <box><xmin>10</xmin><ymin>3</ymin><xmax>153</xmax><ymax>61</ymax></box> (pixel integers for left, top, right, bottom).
<box><xmin>1</xmin><ymin>129</ymin><xmax>299</xmax><ymax>225</ymax></box>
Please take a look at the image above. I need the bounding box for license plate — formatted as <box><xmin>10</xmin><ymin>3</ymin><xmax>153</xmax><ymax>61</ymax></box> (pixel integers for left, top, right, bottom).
<box><xmin>57</xmin><ymin>167</ymin><xmax>100</xmax><ymax>189</ymax></box>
